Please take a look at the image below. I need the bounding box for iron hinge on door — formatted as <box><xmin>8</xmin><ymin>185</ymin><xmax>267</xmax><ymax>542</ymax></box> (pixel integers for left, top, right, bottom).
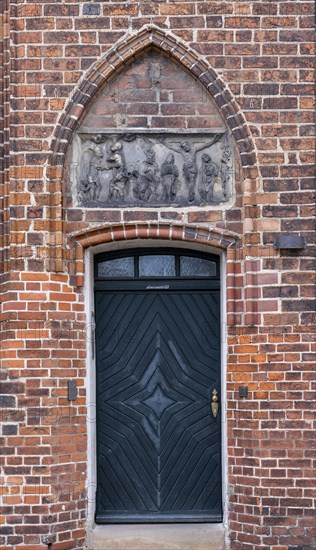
<box><xmin>91</xmin><ymin>311</ymin><xmax>96</xmax><ymax>359</ymax></box>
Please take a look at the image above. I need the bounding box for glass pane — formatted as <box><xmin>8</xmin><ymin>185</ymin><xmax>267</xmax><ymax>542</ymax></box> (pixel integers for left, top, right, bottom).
<box><xmin>180</xmin><ymin>256</ymin><xmax>217</xmax><ymax>277</ymax></box>
<box><xmin>139</xmin><ymin>255</ymin><xmax>175</xmax><ymax>277</ymax></box>
<box><xmin>98</xmin><ymin>257</ymin><xmax>134</xmax><ymax>277</ymax></box>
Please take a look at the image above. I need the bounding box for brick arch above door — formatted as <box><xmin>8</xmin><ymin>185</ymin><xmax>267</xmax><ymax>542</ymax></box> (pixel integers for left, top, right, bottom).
<box><xmin>72</xmin><ymin>221</ymin><xmax>239</xmax><ymax>250</ymax></box>
<box><xmin>69</xmin><ymin>221</ymin><xmax>241</xmax><ymax>326</ymax></box>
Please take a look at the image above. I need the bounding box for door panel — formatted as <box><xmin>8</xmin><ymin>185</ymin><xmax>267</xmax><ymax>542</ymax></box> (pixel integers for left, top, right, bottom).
<box><xmin>95</xmin><ymin>290</ymin><xmax>222</xmax><ymax>522</ymax></box>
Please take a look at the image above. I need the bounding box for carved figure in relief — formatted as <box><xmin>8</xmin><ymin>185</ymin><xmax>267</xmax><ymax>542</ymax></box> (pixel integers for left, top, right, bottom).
<box><xmin>132</xmin><ymin>169</ymin><xmax>158</xmax><ymax>202</ymax></box>
<box><xmin>133</xmin><ymin>138</ymin><xmax>160</xmax><ymax>202</ymax></box>
<box><xmin>91</xmin><ymin>133</ymin><xmax>106</xmax><ymax>145</ymax></box>
<box><xmin>78</xmin><ymin>144</ymin><xmax>103</xmax><ymax>202</ymax></box>
<box><xmin>199</xmin><ymin>154</ymin><xmax>219</xmax><ymax>202</ymax></box>
<box><xmin>160</xmin><ymin>154</ymin><xmax>179</xmax><ymax>202</ymax></box>
<box><xmin>142</xmin><ymin>138</ymin><xmax>157</xmax><ymax>167</ymax></box>
<box><xmin>76</xmin><ymin>132</ymin><xmax>231</xmax><ymax>206</ymax></box>
<box><xmin>161</xmin><ymin>135</ymin><xmax>222</xmax><ymax>202</ymax></box>
<box><xmin>220</xmin><ymin>133</ymin><xmax>232</xmax><ymax>199</ymax></box>
<box><xmin>106</xmin><ymin>141</ymin><xmax>127</xmax><ymax>200</ymax></box>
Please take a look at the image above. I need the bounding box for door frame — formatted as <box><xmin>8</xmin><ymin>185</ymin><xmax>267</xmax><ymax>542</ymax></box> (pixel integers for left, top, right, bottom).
<box><xmin>84</xmin><ymin>240</ymin><xmax>228</xmax><ymax>544</ymax></box>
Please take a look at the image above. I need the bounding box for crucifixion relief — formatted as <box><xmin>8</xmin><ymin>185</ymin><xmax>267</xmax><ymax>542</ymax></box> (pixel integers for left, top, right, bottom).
<box><xmin>73</xmin><ymin>132</ymin><xmax>233</xmax><ymax>207</ymax></box>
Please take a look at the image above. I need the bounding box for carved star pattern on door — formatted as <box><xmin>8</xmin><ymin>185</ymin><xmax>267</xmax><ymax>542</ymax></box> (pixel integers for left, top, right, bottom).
<box><xmin>95</xmin><ymin>291</ymin><xmax>221</xmax><ymax>522</ymax></box>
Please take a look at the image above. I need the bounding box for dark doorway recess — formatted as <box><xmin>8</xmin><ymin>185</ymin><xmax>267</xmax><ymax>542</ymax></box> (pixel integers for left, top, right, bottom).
<box><xmin>94</xmin><ymin>249</ymin><xmax>222</xmax><ymax>523</ymax></box>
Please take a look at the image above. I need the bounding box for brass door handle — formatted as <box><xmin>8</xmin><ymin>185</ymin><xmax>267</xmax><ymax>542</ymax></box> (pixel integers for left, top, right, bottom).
<box><xmin>211</xmin><ymin>388</ymin><xmax>219</xmax><ymax>418</ymax></box>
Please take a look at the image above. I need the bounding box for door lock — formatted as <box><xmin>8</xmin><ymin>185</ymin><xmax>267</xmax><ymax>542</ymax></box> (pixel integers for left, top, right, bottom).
<box><xmin>211</xmin><ymin>388</ymin><xmax>219</xmax><ymax>418</ymax></box>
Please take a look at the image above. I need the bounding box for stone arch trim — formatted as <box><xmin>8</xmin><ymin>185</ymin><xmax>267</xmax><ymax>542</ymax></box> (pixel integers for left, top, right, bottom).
<box><xmin>48</xmin><ymin>24</ymin><xmax>257</xmax><ymax>177</ymax></box>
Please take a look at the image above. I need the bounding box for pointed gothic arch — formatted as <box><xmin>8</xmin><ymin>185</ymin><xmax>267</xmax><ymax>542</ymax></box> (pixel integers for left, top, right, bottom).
<box><xmin>46</xmin><ymin>25</ymin><xmax>259</xmax><ymax>274</ymax></box>
<box><xmin>48</xmin><ymin>25</ymin><xmax>257</xmax><ymax>175</ymax></box>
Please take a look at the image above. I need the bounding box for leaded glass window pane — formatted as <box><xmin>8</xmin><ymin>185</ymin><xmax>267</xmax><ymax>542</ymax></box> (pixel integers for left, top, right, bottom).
<box><xmin>139</xmin><ymin>255</ymin><xmax>176</xmax><ymax>277</ymax></box>
<box><xmin>98</xmin><ymin>257</ymin><xmax>134</xmax><ymax>277</ymax></box>
<box><xmin>180</xmin><ymin>256</ymin><xmax>217</xmax><ymax>277</ymax></box>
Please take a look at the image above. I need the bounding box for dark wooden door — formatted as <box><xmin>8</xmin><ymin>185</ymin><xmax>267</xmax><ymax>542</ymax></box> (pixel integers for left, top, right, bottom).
<box><xmin>95</xmin><ymin>290</ymin><xmax>222</xmax><ymax>523</ymax></box>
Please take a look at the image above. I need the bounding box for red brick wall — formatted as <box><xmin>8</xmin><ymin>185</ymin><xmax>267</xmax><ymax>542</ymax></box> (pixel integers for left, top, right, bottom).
<box><xmin>0</xmin><ymin>0</ymin><xmax>10</xmax><ymax>274</ymax></box>
<box><xmin>1</xmin><ymin>2</ymin><xmax>315</xmax><ymax>550</ymax></box>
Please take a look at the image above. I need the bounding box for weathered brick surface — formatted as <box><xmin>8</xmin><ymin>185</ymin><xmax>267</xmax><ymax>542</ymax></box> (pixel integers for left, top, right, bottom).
<box><xmin>0</xmin><ymin>0</ymin><xmax>10</xmax><ymax>275</ymax></box>
<box><xmin>0</xmin><ymin>2</ymin><xmax>315</xmax><ymax>550</ymax></box>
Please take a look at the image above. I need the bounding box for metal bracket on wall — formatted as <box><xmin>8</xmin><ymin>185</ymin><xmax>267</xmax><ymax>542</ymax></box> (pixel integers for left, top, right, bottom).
<box><xmin>239</xmin><ymin>386</ymin><xmax>248</xmax><ymax>398</ymax></box>
<box><xmin>68</xmin><ymin>380</ymin><xmax>77</xmax><ymax>402</ymax></box>
<box><xmin>274</xmin><ymin>234</ymin><xmax>306</xmax><ymax>250</ymax></box>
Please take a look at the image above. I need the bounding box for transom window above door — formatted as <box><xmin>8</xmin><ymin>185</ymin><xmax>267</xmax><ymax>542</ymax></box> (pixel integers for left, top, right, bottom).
<box><xmin>95</xmin><ymin>249</ymin><xmax>220</xmax><ymax>279</ymax></box>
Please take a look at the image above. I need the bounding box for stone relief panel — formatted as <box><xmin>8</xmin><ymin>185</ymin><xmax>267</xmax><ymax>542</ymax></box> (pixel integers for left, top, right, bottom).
<box><xmin>71</xmin><ymin>131</ymin><xmax>233</xmax><ymax>208</ymax></box>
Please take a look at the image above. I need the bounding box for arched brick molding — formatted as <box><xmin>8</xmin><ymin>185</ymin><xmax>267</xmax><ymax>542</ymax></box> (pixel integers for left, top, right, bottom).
<box><xmin>49</xmin><ymin>24</ymin><xmax>257</xmax><ymax>175</ymax></box>
<box><xmin>72</xmin><ymin>221</ymin><xmax>239</xmax><ymax>250</ymax></box>
<box><xmin>69</xmin><ymin>222</ymin><xmax>241</xmax><ymax>325</ymax></box>
<box><xmin>47</xmin><ymin>24</ymin><xmax>259</xmax><ymax>275</ymax></box>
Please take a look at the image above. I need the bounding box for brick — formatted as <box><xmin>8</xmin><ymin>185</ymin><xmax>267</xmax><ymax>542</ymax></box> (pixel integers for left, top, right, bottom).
<box><xmin>44</xmin><ymin>32</ymin><xmax>79</xmax><ymax>44</ymax></box>
<box><xmin>26</xmin><ymin>18</ymin><xmax>55</xmax><ymax>31</ymax></box>
<box><xmin>85</xmin><ymin>210</ymin><xmax>121</xmax><ymax>223</ymax></box>
<box><xmin>1</xmin><ymin>6</ymin><xmax>315</xmax><ymax>550</ymax></box>
<box><xmin>188</xmin><ymin>211</ymin><xmax>223</xmax><ymax>223</ymax></box>
<box><xmin>161</xmin><ymin>4</ymin><xmax>195</xmax><ymax>16</ymax></box>
<box><xmin>65</xmin><ymin>45</ymin><xmax>100</xmax><ymax>57</ymax></box>
<box><xmin>15</xmin><ymin>31</ymin><xmax>43</xmax><ymax>44</ymax></box>
<box><xmin>82</xmin><ymin>4</ymin><xmax>100</xmax><ymax>16</ymax></box>
<box><xmin>0</xmin><ymin>396</ymin><xmax>16</xmax><ymax>407</ymax></box>
<box><xmin>75</xmin><ymin>17</ymin><xmax>110</xmax><ymax>30</ymax></box>
<box><xmin>170</xmin><ymin>16</ymin><xmax>205</xmax><ymax>28</ymax></box>
<box><xmin>262</xmin><ymin>206</ymin><xmax>298</xmax><ymax>218</ymax></box>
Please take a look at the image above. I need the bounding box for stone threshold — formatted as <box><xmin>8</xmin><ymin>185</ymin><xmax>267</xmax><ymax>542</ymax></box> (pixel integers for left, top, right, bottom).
<box><xmin>89</xmin><ymin>523</ymin><xmax>225</xmax><ymax>550</ymax></box>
